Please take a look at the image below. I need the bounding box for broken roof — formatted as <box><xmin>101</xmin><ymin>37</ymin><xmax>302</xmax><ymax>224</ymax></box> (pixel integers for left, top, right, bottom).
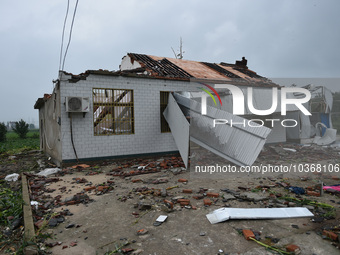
<box><xmin>120</xmin><ymin>53</ymin><xmax>279</xmax><ymax>87</ymax></box>
<box><xmin>56</xmin><ymin>53</ymin><xmax>279</xmax><ymax>88</ymax></box>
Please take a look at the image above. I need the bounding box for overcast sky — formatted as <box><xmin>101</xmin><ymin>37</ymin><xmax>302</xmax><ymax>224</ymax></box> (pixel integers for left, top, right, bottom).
<box><xmin>0</xmin><ymin>0</ymin><xmax>339</xmax><ymax>124</ymax></box>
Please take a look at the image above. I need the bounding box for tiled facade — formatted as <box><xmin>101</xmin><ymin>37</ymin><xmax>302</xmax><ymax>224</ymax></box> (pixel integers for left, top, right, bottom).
<box><xmin>59</xmin><ymin>73</ymin><xmax>191</xmax><ymax>161</ymax></box>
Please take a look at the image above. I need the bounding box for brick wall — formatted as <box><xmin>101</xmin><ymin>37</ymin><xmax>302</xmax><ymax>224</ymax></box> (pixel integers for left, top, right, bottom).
<box><xmin>59</xmin><ymin>73</ymin><xmax>191</xmax><ymax>161</ymax></box>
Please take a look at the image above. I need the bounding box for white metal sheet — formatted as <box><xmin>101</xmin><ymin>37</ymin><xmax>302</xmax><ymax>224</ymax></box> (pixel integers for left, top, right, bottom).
<box><xmin>173</xmin><ymin>93</ymin><xmax>271</xmax><ymax>166</ymax></box>
<box><xmin>163</xmin><ymin>93</ymin><xmax>190</xmax><ymax>168</ymax></box>
<box><xmin>206</xmin><ymin>207</ymin><xmax>314</xmax><ymax>224</ymax></box>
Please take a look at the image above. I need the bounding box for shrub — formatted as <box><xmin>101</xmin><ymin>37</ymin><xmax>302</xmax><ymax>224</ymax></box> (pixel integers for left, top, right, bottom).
<box><xmin>0</xmin><ymin>122</ymin><xmax>7</xmax><ymax>142</ymax></box>
<box><xmin>13</xmin><ymin>119</ymin><xmax>29</xmax><ymax>139</ymax></box>
<box><xmin>0</xmin><ymin>123</ymin><xmax>6</xmax><ymax>142</ymax></box>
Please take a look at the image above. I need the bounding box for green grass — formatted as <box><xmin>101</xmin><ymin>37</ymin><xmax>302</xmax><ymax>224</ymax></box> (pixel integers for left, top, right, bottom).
<box><xmin>0</xmin><ymin>130</ymin><xmax>40</xmax><ymax>154</ymax></box>
<box><xmin>0</xmin><ymin>182</ymin><xmax>23</xmax><ymax>226</ymax></box>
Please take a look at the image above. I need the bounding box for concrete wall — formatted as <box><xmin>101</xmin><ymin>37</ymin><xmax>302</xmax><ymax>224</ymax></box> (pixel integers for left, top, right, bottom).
<box><xmin>59</xmin><ymin>73</ymin><xmax>191</xmax><ymax>161</ymax></box>
<box><xmin>39</xmin><ymin>88</ymin><xmax>62</xmax><ymax>163</ymax></box>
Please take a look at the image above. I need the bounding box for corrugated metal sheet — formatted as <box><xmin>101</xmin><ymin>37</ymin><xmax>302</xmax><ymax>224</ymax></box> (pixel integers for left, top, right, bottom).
<box><xmin>173</xmin><ymin>93</ymin><xmax>271</xmax><ymax>166</ymax></box>
<box><xmin>163</xmin><ymin>93</ymin><xmax>190</xmax><ymax>168</ymax></box>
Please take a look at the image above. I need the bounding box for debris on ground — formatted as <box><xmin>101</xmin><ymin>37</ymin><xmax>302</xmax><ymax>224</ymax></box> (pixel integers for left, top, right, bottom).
<box><xmin>1</xmin><ymin>147</ymin><xmax>339</xmax><ymax>254</ymax></box>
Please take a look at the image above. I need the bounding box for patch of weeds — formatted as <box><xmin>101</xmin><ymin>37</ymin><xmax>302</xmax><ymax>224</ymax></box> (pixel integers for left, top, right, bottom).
<box><xmin>0</xmin><ymin>131</ymin><xmax>39</xmax><ymax>154</ymax></box>
<box><xmin>0</xmin><ymin>182</ymin><xmax>24</xmax><ymax>254</ymax></box>
<box><xmin>0</xmin><ymin>182</ymin><xmax>23</xmax><ymax>226</ymax></box>
<box><xmin>251</xmin><ymin>188</ymin><xmax>261</xmax><ymax>193</ymax></box>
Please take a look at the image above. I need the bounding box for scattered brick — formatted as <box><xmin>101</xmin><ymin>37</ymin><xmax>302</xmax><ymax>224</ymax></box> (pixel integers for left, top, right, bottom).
<box><xmin>332</xmin><ymin>176</ymin><xmax>339</xmax><ymax>181</ymax></box>
<box><xmin>286</xmin><ymin>244</ymin><xmax>301</xmax><ymax>254</ymax></box>
<box><xmin>177</xmin><ymin>199</ymin><xmax>190</xmax><ymax>203</ymax></box>
<box><xmin>178</xmin><ymin>179</ymin><xmax>188</xmax><ymax>183</ymax></box>
<box><xmin>97</xmin><ymin>186</ymin><xmax>109</xmax><ymax>192</ymax></box>
<box><xmin>71</xmin><ymin>164</ymin><xmax>90</xmax><ymax>169</ymax></box>
<box><xmin>323</xmin><ymin>230</ymin><xmax>338</xmax><ymax>241</ymax></box>
<box><xmin>164</xmin><ymin>200</ymin><xmax>174</xmax><ymax>209</ymax></box>
<box><xmin>137</xmin><ymin>229</ymin><xmax>149</xmax><ymax>235</ymax></box>
<box><xmin>206</xmin><ymin>192</ymin><xmax>219</xmax><ymax>198</ymax></box>
<box><xmin>182</xmin><ymin>189</ymin><xmax>193</xmax><ymax>194</ymax></box>
<box><xmin>70</xmin><ymin>242</ymin><xmax>77</xmax><ymax>247</ymax></box>
<box><xmin>84</xmin><ymin>186</ymin><xmax>96</xmax><ymax>192</ymax></box>
<box><xmin>193</xmin><ymin>195</ymin><xmax>204</xmax><ymax>200</ymax></box>
<box><xmin>242</xmin><ymin>229</ymin><xmax>255</xmax><ymax>240</ymax></box>
<box><xmin>122</xmin><ymin>248</ymin><xmax>134</xmax><ymax>253</ymax></box>
<box><xmin>180</xmin><ymin>201</ymin><xmax>190</xmax><ymax>206</ymax></box>
<box><xmin>306</xmin><ymin>191</ymin><xmax>320</xmax><ymax>197</ymax></box>
<box><xmin>132</xmin><ymin>179</ymin><xmax>142</xmax><ymax>183</ymax></box>
<box><xmin>203</xmin><ymin>198</ymin><xmax>212</xmax><ymax>206</ymax></box>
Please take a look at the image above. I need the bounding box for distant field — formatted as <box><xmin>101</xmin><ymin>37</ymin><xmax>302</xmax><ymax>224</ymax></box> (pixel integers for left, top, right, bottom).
<box><xmin>0</xmin><ymin>129</ymin><xmax>40</xmax><ymax>153</ymax></box>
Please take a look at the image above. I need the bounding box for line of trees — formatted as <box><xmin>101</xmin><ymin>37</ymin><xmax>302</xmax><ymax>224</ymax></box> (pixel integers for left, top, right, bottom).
<box><xmin>0</xmin><ymin>119</ymin><xmax>30</xmax><ymax>142</ymax></box>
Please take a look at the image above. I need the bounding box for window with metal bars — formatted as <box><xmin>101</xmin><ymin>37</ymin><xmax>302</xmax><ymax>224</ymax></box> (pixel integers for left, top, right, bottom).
<box><xmin>93</xmin><ymin>88</ymin><xmax>134</xmax><ymax>135</ymax></box>
<box><xmin>160</xmin><ymin>91</ymin><xmax>171</xmax><ymax>133</ymax></box>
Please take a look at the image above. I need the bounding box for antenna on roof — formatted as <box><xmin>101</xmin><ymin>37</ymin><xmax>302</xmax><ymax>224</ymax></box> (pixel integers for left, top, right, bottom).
<box><xmin>171</xmin><ymin>37</ymin><xmax>185</xmax><ymax>59</ymax></box>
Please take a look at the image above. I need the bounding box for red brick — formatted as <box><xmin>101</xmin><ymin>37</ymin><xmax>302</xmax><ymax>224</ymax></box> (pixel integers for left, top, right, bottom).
<box><xmin>132</xmin><ymin>179</ymin><xmax>142</xmax><ymax>183</ymax></box>
<box><xmin>242</xmin><ymin>229</ymin><xmax>255</xmax><ymax>240</ymax></box>
<box><xmin>97</xmin><ymin>186</ymin><xmax>109</xmax><ymax>192</ymax></box>
<box><xmin>84</xmin><ymin>186</ymin><xmax>96</xmax><ymax>192</ymax></box>
<box><xmin>331</xmin><ymin>176</ymin><xmax>339</xmax><ymax>180</ymax></box>
<box><xmin>286</xmin><ymin>244</ymin><xmax>301</xmax><ymax>253</ymax></box>
<box><xmin>203</xmin><ymin>198</ymin><xmax>212</xmax><ymax>206</ymax></box>
<box><xmin>180</xmin><ymin>201</ymin><xmax>190</xmax><ymax>206</ymax></box>
<box><xmin>307</xmin><ymin>191</ymin><xmax>320</xmax><ymax>197</ymax></box>
<box><xmin>191</xmin><ymin>205</ymin><xmax>197</xmax><ymax>210</ymax></box>
<box><xmin>164</xmin><ymin>200</ymin><xmax>174</xmax><ymax>209</ymax></box>
<box><xmin>193</xmin><ymin>195</ymin><xmax>204</xmax><ymax>200</ymax></box>
<box><xmin>178</xmin><ymin>179</ymin><xmax>188</xmax><ymax>183</ymax></box>
<box><xmin>182</xmin><ymin>189</ymin><xmax>193</xmax><ymax>194</ymax></box>
<box><xmin>177</xmin><ymin>199</ymin><xmax>190</xmax><ymax>203</ymax></box>
<box><xmin>323</xmin><ymin>230</ymin><xmax>338</xmax><ymax>241</ymax></box>
<box><xmin>206</xmin><ymin>192</ymin><xmax>219</xmax><ymax>198</ymax></box>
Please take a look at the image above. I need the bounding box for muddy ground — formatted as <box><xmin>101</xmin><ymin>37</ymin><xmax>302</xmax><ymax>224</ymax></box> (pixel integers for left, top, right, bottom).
<box><xmin>1</xmin><ymin>144</ymin><xmax>340</xmax><ymax>255</ymax></box>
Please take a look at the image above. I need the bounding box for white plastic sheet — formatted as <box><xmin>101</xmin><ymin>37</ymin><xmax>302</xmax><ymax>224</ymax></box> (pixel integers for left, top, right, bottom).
<box><xmin>5</xmin><ymin>173</ymin><xmax>19</xmax><ymax>182</ymax></box>
<box><xmin>37</xmin><ymin>168</ymin><xmax>61</xmax><ymax>177</ymax></box>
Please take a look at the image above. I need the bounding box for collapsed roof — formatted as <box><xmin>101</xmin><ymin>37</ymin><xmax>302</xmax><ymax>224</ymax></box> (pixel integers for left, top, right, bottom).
<box><xmin>119</xmin><ymin>53</ymin><xmax>279</xmax><ymax>87</ymax></box>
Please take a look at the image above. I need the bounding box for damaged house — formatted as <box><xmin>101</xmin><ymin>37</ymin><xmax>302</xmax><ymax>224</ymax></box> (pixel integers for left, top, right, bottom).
<box><xmin>34</xmin><ymin>53</ymin><xmax>292</xmax><ymax>166</ymax></box>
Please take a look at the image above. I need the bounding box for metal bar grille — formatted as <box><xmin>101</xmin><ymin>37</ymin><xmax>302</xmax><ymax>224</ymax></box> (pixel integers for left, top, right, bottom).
<box><xmin>93</xmin><ymin>88</ymin><xmax>134</xmax><ymax>135</ymax></box>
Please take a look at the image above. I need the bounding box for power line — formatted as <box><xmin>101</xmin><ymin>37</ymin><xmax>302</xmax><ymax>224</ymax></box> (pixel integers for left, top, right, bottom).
<box><xmin>61</xmin><ymin>0</ymin><xmax>80</xmax><ymax>72</ymax></box>
<box><xmin>58</xmin><ymin>0</ymin><xmax>70</xmax><ymax>71</ymax></box>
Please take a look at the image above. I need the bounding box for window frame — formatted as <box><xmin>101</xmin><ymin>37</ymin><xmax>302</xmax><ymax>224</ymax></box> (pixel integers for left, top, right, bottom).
<box><xmin>93</xmin><ymin>88</ymin><xmax>135</xmax><ymax>136</ymax></box>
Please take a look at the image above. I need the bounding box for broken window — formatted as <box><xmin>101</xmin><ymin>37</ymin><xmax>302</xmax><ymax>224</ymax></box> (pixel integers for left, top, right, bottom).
<box><xmin>160</xmin><ymin>91</ymin><xmax>171</xmax><ymax>133</ymax></box>
<box><xmin>93</xmin><ymin>88</ymin><xmax>134</xmax><ymax>135</ymax></box>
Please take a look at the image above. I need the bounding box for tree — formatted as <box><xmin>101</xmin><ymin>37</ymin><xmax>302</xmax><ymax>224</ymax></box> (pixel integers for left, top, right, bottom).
<box><xmin>0</xmin><ymin>122</ymin><xmax>7</xmax><ymax>142</ymax></box>
<box><xmin>13</xmin><ymin>119</ymin><xmax>29</xmax><ymax>139</ymax></box>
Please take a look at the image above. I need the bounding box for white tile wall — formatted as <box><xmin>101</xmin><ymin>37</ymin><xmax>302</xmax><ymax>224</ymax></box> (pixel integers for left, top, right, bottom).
<box><xmin>60</xmin><ymin>74</ymin><xmax>192</xmax><ymax>160</ymax></box>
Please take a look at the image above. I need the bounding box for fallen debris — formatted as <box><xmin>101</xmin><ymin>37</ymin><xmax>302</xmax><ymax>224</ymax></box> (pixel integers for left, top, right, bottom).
<box><xmin>206</xmin><ymin>207</ymin><xmax>314</xmax><ymax>224</ymax></box>
<box><xmin>5</xmin><ymin>173</ymin><xmax>19</xmax><ymax>182</ymax></box>
<box><xmin>37</xmin><ymin>168</ymin><xmax>61</xmax><ymax>177</ymax></box>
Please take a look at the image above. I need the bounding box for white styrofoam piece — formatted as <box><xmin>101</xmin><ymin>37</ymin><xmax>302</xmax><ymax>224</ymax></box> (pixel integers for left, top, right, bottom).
<box><xmin>206</xmin><ymin>207</ymin><xmax>314</xmax><ymax>224</ymax></box>
<box><xmin>156</xmin><ymin>215</ymin><xmax>168</xmax><ymax>222</ymax></box>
